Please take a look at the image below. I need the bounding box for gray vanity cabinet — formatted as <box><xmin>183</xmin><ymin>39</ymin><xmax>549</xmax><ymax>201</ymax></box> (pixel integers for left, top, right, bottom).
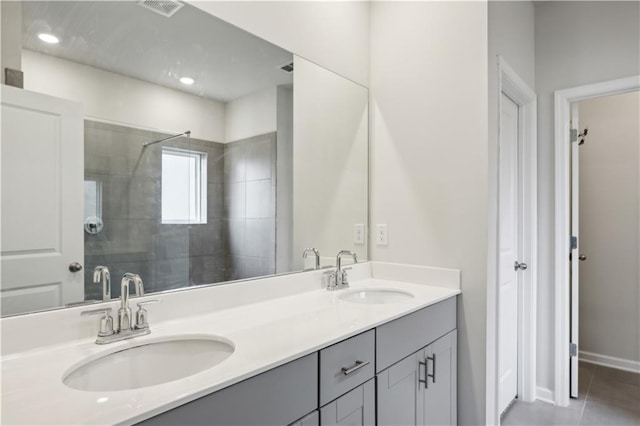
<box><xmin>138</xmin><ymin>298</ymin><xmax>458</xmax><ymax>426</ymax></box>
<box><xmin>290</xmin><ymin>410</ymin><xmax>320</xmax><ymax>426</ymax></box>
<box><xmin>377</xmin><ymin>350</ymin><xmax>422</xmax><ymax>425</ymax></box>
<box><xmin>139</xmin><ymin>353</ymin><xmax>318</xmax><ymax>426</ymax></box>
<box><xmin>421</xmin><ymin>330</ymin><xmax>457</xmax><ymax>426</ymax></box>
<box><xmin>320</xmin><ymin>379</ymin><xmax>375</xmax><ymax>426</ymax></box>
<box><xmin>377</xmin><ymin>330</ymin><xmax>458</xmax><ymax>426</ymax></box>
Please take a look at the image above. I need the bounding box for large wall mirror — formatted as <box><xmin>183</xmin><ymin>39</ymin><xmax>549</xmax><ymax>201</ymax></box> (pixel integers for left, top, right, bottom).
<box><xmin>0</xmin><ymin>1</ymin><xmax>368</xmax><ymax>316</ymax></box>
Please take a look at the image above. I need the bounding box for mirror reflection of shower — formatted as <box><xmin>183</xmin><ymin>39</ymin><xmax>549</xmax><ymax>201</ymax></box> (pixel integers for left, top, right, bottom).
<box><xmin>143</xmin><ymin>131</ymin><xmax>191</xmax><ymax>148</ymax></box>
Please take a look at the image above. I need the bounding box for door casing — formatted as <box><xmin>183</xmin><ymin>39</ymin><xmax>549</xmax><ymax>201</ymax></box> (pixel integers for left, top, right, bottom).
<box><xmin>553</xmin><ymin>74</ymin><xmax>640</xmax><ymax>407</ymax></box>
<box><xmin>486</xmin><ymin>56</ymin><xmax>538</xmax><ymax>425</ymax></box>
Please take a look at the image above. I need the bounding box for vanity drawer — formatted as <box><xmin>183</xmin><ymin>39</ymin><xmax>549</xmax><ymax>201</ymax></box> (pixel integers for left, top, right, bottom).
<box><xmin>319</xmin><ymin>329</ymin><xmax>375</xmax><ymax>405</ymax></box>
<box><xmin>376</xmin><ymin>297</ymin><xmax>456</xmax><ymax>372</ymax></box>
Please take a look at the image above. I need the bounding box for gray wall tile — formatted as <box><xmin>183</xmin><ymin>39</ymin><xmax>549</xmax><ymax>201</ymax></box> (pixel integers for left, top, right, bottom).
<box><xmin>246</xmin><ymin>179</ymin><xmax>273</xmax><ymax>219</ymax></box>
<box><xmin>246</xmin><ymin>134</ymin><xmax>275</xmax><ymax>181</ymax></box>
<box><xmin>245</xmin><ymin>219</ymin><xmax>276</xmax><ymax>259</ymax></box>
<box><xmin>224</xmin><ymin>141</ymin><xmax>246</xmax><ymax>183</ymax></box>
<box><xmin>224</xmin><ymin>181</ymin><xmax>246</xmax><ymax>218</ymax></box>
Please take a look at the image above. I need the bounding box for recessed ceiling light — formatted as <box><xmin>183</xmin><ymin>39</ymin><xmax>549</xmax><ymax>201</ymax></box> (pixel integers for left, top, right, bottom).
<box><xmin>179</xmin><ymin>77</ymin><xmax>195</xmax><ymax>86</ymax></box>
<box><xmin>38</xmin><ymin>33</ymin><xmax>59</xmax><ymax>44</ymax></box>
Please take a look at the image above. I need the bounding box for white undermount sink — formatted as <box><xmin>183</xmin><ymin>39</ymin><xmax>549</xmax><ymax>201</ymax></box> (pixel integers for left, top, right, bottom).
<box><xmin>63</xmin><ymin>336</ymin><xmax>234</xmax><ymax>392</ymax></box>
<box><xmin>339</xmin><ymin>288</ymin><xmax>414</xmax><ymax>304</ymax></box>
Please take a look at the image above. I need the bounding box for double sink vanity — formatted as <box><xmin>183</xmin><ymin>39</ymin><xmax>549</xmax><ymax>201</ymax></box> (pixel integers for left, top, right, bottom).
<box><xmin>1</xmin><ymin>262</ymin><xmax>460</xmax><ymax>425</ymax></box>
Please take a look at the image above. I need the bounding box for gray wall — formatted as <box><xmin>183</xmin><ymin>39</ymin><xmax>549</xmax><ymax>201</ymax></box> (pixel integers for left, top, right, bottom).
<box><xmin>223</xmin><ymin>133</ymin><xmax>277</xmax><ymax>281</ymax></box>
<box><xmin>534</xmin><ymin>0</ymin><xmax>640</xmax><ymax>393</ymax></box>
<box><xmin>578</xmin><ymin>91</ymin><xmax>640</xmax><ymax>364</ymax></box>
<box><xmin>84</xmin><ymin>120</ymin><xmax>225</xmax><ymax>299</ymax></box>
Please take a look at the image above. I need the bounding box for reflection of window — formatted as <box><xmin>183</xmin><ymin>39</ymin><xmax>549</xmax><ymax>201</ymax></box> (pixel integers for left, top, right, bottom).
<box><xmin>161</xmin><ymin>148</ymin><xmax>207</xmax><ymax>224</ymax></box>
<box><xmin>84</xmin><ymin>180</ymin><xmax>102</xmax><ymax>219</ymax></box>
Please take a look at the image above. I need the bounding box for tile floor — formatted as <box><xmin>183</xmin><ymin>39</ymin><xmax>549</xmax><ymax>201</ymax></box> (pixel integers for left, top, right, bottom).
<box><xmin>502</xmin><ymin>362</ymin><xmax>640</xmax><ymax>425</ymax></box>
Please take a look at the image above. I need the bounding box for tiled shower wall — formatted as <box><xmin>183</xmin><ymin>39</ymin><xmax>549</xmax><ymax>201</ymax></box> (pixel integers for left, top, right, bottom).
<box><xmin>84</xmin><ymin>121</ymin><xmax>277</xmax><ymax>300</ymax></box>
<box><xmin>84</xmin><ymin>120</ymin><xmax>225</xmax><ymax>299</ymax></box>
<box><xmin>223</xmin><ymin>133</ymin><xmax>277</xmax><ymax>281</ymax></box>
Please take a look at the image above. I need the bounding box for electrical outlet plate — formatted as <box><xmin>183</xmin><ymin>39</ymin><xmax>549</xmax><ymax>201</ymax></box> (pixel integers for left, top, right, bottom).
<box><xmin>354</xmin><ymin>224</ymin><xmax>365</xmax><ymax>245</ymax></box>
<box><xmin>376</xmin><ymin>224</ymin><xmax>388</xmax><ymax>246</ymax></box>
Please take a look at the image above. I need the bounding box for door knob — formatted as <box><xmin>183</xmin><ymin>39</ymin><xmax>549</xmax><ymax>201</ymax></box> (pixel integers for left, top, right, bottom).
<box><xmin>514</xmin><ymin>261</ymin><xmax>528</xmax><ymax>271</ymax></box>
<box><xmin>69</xmin><ymin>262</ymin><xmax>83</xmax><ymax>272</ymax></box>
<box><xmin>578</xmin><ymin>254</ymin><xmax>587</xmax><ymax>261</ymax></box>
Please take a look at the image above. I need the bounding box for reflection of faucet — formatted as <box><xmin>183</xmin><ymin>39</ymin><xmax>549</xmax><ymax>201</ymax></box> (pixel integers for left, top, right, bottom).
<box><xmin>327</xmin><ymin>250</ymin><xmax>358</xmax><ymax>291</ymax></box>
<box><xmin>302</xmin><ymin>248</ymin><xmax>320</xmax><ymax>270</ymax></box>
<box><xmin>93</xmin><ymin>266</ymin><xmax>111</xmax><ymax>301</ymax></box>
<box><xmin>81</xmin><ymin>272</ymin><xmax>160</xmax><ymax>345</ymax></box>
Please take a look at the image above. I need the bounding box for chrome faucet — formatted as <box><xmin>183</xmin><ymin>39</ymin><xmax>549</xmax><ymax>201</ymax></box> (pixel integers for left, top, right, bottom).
<box><xmin>81</xmin><ymin>272</ymin><xmax>159</xmax><ymax>345</ymax></box>
<box><xmin>327</xmin><ymin>250</ymin><xmax>358</xmax><ymax>291</ymax></box>
<box><xmin>303</xmin><ymin>248</ymin><xmax>321</xmax><ymax>270</ymax></box>
<box><xmin>93</xmin><ymin>266</ymin><xmax>111</xmax><ymax>301</ymax></box>
<box><xmin>118</xmin><ymin>273</ymin><xmax>137</xmax><ymax>331</ymax></box>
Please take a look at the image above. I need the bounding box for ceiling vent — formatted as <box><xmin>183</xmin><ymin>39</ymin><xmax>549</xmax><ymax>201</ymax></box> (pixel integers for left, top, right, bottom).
<box><xmin>279</xmin><ymin>62</ymin><xmax>294</xmax><ymax>73</ymax></box>
<box><xmin>137</xmin><ymin>0</ymin><xmax>185</xmax><ymax>18</ymax></box>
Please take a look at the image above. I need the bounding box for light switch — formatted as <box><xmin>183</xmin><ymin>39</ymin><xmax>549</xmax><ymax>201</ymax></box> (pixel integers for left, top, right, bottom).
<box><xmin>376</xmin><ymin>224</ymin><xmax>388</xmax><ymax>246</ymax></box>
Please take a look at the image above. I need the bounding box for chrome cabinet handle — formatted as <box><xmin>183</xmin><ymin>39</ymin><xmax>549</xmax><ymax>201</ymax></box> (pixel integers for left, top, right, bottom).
<box><xmin>579</xmin><ymin>254</ymin><xmax>587</xmax><ymax>261</ymax></box>
<box><xmin>427</xmin><ymin>354</ymin><xmax>436</xmax><ymax>383</ymax></box>
<box><xmin>341</xmin><ymin>360</ymin><xmax>369</xmax><ymax>375</ymax></box>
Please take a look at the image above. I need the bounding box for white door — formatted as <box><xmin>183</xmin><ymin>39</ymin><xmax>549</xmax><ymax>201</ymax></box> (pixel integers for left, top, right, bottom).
<box><xmin>569</xmin><ymin>103</ymin><xmax>580</xmax><ymax>398</ymax></box>
<box><xmin>498</xmin><ymin>92</ymin><xmax>520</xmax><ymax>414</ymax></box>
<box><xmin>1</xmin><ymin>85</ymin><xmax>84</xmax><ymax>315</ymax></box>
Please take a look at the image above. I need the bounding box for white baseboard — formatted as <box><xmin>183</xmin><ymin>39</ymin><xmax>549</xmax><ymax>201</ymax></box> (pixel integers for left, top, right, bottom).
<box><xmin>536</xmin><ymin>386</ymin><xmax>555</xmax><ymax>405</ymax></box>
<box><xmin>580</xmin><ymin>350</ymin><xmax>640</xmax><ymax>374</ymax></box>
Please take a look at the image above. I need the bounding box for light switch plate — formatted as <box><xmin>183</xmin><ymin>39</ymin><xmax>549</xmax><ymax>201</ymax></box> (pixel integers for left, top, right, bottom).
<box><xmin>354</xmin><ymin>224</ymin><xmax>365</xmax><ymax>245</ymax></box>
<box><xmin>376</xmin><ymin>224</ymin><xmax>388</xmax><ymax>246</ymax></box>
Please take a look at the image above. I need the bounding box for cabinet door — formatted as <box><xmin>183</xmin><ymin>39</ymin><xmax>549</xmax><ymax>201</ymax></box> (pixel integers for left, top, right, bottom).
<box><xmin>290</xmin><ymin>410</ymin><xmax>319</xmax><ymax>426</ymax></box>
<box><xmin>422</xmin><ymin>330</ymin><xmax>457</xmax><ymax>426</ymax></box>
<box><xmin>320</xmin><ymin>379</ymin><xmax>374</xmax><ymax>426</ymax></box>
<box><xmin>377</xmin><ymin>350</ymin><xmax>422</xmax><ymax>426</ymax></box>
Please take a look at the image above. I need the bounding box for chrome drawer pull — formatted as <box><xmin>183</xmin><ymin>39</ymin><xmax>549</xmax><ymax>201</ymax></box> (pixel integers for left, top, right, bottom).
<box><xmin>341</xmin><ymin>360</ymin><xmax>370</xmax><ymax>375</ymax></box>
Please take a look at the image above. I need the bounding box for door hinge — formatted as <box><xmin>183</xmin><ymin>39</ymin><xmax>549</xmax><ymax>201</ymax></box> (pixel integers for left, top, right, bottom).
<box><xmin>570</xmin><ymin>129</ymin><xmax>578</xmax><ymax>143</ymax></box>
<box><xmin>571</xmin><ymin>236</ymin><xmax>577</xmax><ymax>250</ymax></box>
<box><xmin>570</xmin><ymin>342</ymin><xmax>577</xmax><ymax>357</ymax></box>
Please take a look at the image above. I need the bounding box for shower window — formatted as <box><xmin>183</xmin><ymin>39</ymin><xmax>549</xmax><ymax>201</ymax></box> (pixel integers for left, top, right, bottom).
<box><xmin>161</xmin><ymin>147</ymin><xmax>207</xmax><ymax>224</ymax></box>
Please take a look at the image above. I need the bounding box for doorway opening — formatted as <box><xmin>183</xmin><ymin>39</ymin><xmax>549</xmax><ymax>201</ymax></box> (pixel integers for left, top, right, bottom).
<box><xmin>553</xmin><ymin>75</ymin><xmax>640</xmax><ymax>407</ymax></box>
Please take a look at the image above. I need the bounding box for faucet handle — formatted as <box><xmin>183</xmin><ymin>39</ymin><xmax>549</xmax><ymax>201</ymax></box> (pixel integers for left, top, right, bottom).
<box><xmin>340</xmin><ymin>267</ymin><xmax>353</xmax><ymax>287</ymax></box>
<box><xmin>81</xmin><ymin>308</ymin><xmax>115</xmax><ymax>337</ymax></box>
<box><xmin>135</xmin><ymin>299</ymin><xmax>161</xmax><ymax>330</ymax></box>
<box><xmin>323</xmin><ymin>270</ymin><xmax>337</xmax><ymax>291</ymax></box>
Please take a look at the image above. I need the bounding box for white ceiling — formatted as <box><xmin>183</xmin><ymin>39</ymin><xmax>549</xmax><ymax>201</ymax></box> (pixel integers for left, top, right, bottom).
<box><xmin>21</xmin><ymin>1</ymin><xmax>293</xmax><ymax>103</ymax></box>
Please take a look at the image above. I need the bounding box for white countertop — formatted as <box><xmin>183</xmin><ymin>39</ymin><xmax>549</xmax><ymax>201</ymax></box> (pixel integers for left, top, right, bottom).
<box><xmin>1</xmin><ymin>266</ymin><xmax>460</xmax><ymax>425</ymax></box>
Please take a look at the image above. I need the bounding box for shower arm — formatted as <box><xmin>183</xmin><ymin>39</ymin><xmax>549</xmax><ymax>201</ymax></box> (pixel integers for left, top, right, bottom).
<box><xmin>142</xmin><ymin>130</ymin><xmax>191</xmax><ymax>147</ymax></box>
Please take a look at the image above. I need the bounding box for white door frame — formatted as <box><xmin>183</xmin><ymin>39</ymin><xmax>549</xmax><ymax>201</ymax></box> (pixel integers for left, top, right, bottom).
<box><xmin>553</xmin><ymin>74</ymin><xmax>640</xmax><ymax>407</ymax></box>
<box><xmin>487</xmin><ymin>56</ymin><xmax>538</xmax><ymax>424</ymax></box>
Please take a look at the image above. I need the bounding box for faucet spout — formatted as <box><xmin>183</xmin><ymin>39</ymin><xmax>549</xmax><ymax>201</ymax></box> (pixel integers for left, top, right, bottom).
<box><xmin>336</xmin><ymin>250</ymin><xmax>358</xmax><ymax>271</ymax></box>
<box><xmin>118</xmin><ymin>273</ymin><xmax>140</xmax><ymax>331</ymax></box>
<box><xmin>332</xmin><ymin>250</ymin><xmax>358</xmax><ymax>290</ymax></box>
